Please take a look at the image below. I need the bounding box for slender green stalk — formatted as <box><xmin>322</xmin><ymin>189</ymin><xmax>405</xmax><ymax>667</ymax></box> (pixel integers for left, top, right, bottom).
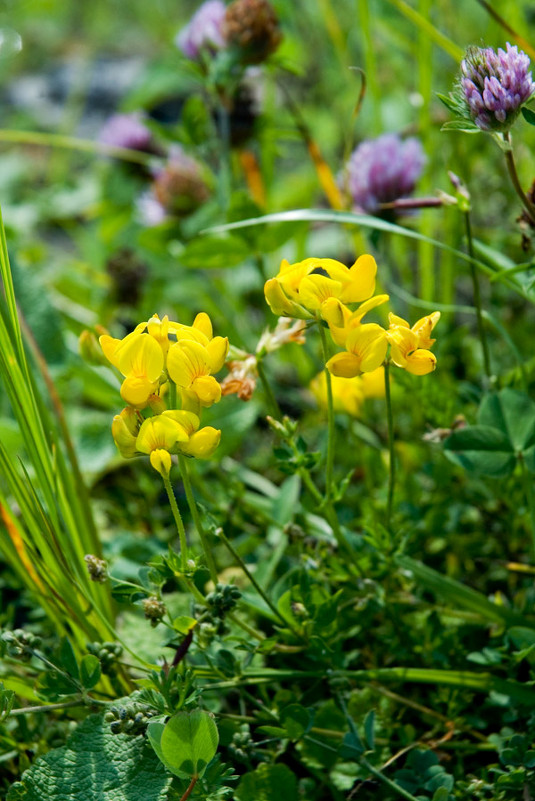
<box><xmin>360</xmin><ymin>757</ymin><xmax>422</xmax><ymax>801</ymax></box>
<box><xmin>520</xmin><ymin>457</ymin><xmax>535</xmax><ymax>563</ymax></box>
<box><xmin>216</xmin><ymin>527</ymin><xmax>298</xmax><ymax>633</ymax></box>
<box><xmin>384</xmin><ymin>361</ymin><xmax>396</xmax><ymax>530</ymax></box>
<box><xmin>11</xmin><ymin>699</ymin><xmax>84</xmax><ymax>716</ymax></box>
<box><xmin>503</xmin><ymin>131</ymin><xmax>535</xmax><ymax>225</ymax></box>
<box><xmin>256</xmin><ymin>359</ymin><xmax>282</xmax><ymax>419</ymax></box>
<box><xmin>0</xmin><ymin>128</ymin><xmax>156</xmax><ymax>165</ymax></box>
<box><xmin>464</xmin><ymin>210</ymin><xmax>492</xmax><ymax>380</ymax></box>
<box><xmin>317</xmin><ymin>316</ymin><xmax>335</xmax><ymax>501</ymax></box>
<box><xmin>162</xmin><ymin>472</ymin><xmax>189</xmax><ymax>573</ymax></box>
<box><xmin>177</xmin><ymin>454</ymin><xmax>218</xmax><ymax>585</ymax></box>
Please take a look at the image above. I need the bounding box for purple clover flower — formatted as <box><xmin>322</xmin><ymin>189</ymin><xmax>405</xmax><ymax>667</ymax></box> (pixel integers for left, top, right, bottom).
<box><xmin>345</xmin><ymin>133</ymin><xmax>426</xmax><ymax>214</ymax></box>
<box><xmin>176</xmin><ymin>0</ymin><xmax>227</xmax><ymax>60</ymax></box>
<box><xmin>99</xmin><ymin>112</ymin><xmax>155</xmax><ymax>152</ymax></box>
<box><xmin>461</xmin><ymin>43</ymin><xmax>535</xmax><ymax>132</ymax></box>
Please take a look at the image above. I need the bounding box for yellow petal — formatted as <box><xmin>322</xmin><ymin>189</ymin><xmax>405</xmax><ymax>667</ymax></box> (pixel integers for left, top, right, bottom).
<box><xmin>150</xmin><ymin>449</ymin><xmax>172</xmax><ymax>476</ymax></box>
<box><xmin>167</xmin><ymin>340</ymin><xmax>212</xmax><ymax>388</ymax></box>
<box><xmin>120</xmin><ymin>376</ymin><xmax>158</xmax><ymax>408</ymax></box>
<box><xmin>111</xmin><ymin>412</ymin><xmax>139</xmax><ymax>458</ymax></box>
<box><xmin>326</xmin><ymin>352</ymin><xmax>364</xmax><ymax>378</ymax></box>
<box><xmin>299</xmin><ymin>274</ymin><xmax>343</xmax><ymax>311</ymax></box>
<box><xmin>346</xmin><ymin>323</ymin><xmax>388</xmax><ymax>373</ymax></box>
<box><xmin>99</xmin><ymin>334</ymin><xmax>122</xmax><ymax>368</ymax></box>
<box><xmin>180</xmin><ymin>426</ymin><xmax>221</xmax><ymax>459</ymax></box>
<box><xmin>405</xmin><ymin>349</ymin><xmax>437</xmax><ymax>375</ymax></box>
<box><xmin>118</xmin><ymin>333</ymin><xmax>164</xmax><ymax>381</ymax></box>
<box><xmin>321</xmin><ymin>297</ymin><xmax>347</xmax><ymax>328</ymax></box>
<box><xmin>351</xmin><ymin>294</ymin><xmax>390</xmax><ymax>324</ymax></box>
<box><xmin>162</xmin><ymin>409</ymin><xmax>200</xmax><ymax>436</ymax></box>
<box><xmin>361</xmin><ymin>366</ymin><xmax>386</xmax><ymax>398</ymax></box>
<box><xmin>193</xmin><ymin>312</ymin><xmax>213</xmax><ymax>339</ymax></box>
<box><xmin>206</xmin><ymin>336</ymin><xmax>229</xmax><ymax>373</ymax></box>
<box><xmin>264</xmin><ymin>278</ymin><xmax>311</xmax><ymax>319</ymax></box>
<box><xmin>388</xmin><ymin>312</ymin><xmax>409</xmax><ymax>329</ymax></box>
<box><xmin>191</xmin><ymin>375</ymin><xmax>222</xmax><ymax>405</ymax></box>
<box><xmin>136</xmin><ymin>415</ymin><xmax>188</xmax><ymax>455</ymax></box>
<box><xmin>338</xmin><ymin>254</ymin><xmax>377</xmax><ymax>303</ymax></box>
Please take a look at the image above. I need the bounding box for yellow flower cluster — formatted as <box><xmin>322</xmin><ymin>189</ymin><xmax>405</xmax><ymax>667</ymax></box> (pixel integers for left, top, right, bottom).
<box><xmin>264</xmin><ymin>255</ymin><xmax>440</xmax><ymax>377</ymax></box>
<box><xmin>100</xmin><ymin>313</ymin><xmax>228</xmax><ymax>475</ymax></box>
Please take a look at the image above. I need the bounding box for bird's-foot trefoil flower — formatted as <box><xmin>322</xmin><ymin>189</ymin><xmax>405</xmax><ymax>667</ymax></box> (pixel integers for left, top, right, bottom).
<box><xmin>387</xmin><ymin>312</ymin><xmax>440</xmax><ymax>375</ymax></box>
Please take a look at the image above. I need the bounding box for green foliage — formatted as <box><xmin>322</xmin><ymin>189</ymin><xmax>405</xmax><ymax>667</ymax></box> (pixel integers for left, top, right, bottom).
<box><xmin>444</xmin><ymin>389</ymin><xmax>535</xmax><ymax>477</ymax></box>
<box><xmin>147</xmin><ymin>709</ymin><xmax>219</xmax><ymax>779</ymax></box>
<box><xmin>7</xmin><ymin>715</ymin><xmax>171</xmax><ymax>801</ymax></box>
<box><xmin>235</xmin><ymin>764</ymin><xmax>298</xmax><ymax>801</ymax></box>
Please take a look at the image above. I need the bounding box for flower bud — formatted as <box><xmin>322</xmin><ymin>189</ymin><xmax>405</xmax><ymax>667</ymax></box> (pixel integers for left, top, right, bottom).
<box><xmin>223</xmin><ymin>0</ymin><xmax>282</xmax><ymax>64</ymax></box>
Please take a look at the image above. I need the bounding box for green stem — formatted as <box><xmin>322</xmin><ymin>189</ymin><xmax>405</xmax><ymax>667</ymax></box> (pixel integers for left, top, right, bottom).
<box><xmin>11</xmin><ymin>698</ymin><xmax>84</xmax><ymax>716</ymax></box>
<box><xmin>216</xmin><ymin>527</ymin><xmax>299</xmax><ymax>633</ymax></box>
<box><xmin>520</xmin><ymin>456</ymin><xmax>535</xmax><ymax>563</ymax></box>
<box><xmin>384</xmin><ymin>361</ymin><xmax>396</xmax><ymax>531</ymax></box>
<box><xmin>256</xmin><ymin>358</ymin><xmax>282</xmax><ymax>419</ymax></box>
<box><xmin>317</xmin><ymin>316</ymin><xmax>335</xmax><ymax>501</ymax></box>
<box><xmin>177</xmin><ymin>454</ymin><xmax>218</xmax><ymax>585</ymax></box>
<box><xmin>503</xmin><ymin>131</ymin><xmax>535</xmax><ymax>225</ymax></box>
<box><xmin>162</xmin><ymin>473</ymin><xmax>189</xmax><ymax>573</ymax></box>
<box><xmin>360</xmin><ymin>756</ymin><xmax>422</xmax><ymax>801</ymax></box>
<box><xmin>0</xmin><ymin>128</ymin><xmax>156</xmax><ymax>165</ymax></box>
<box><xmin>464</xmin><ymin>210</ymin><xmax>492</xmax><ymax>380</ymax></box>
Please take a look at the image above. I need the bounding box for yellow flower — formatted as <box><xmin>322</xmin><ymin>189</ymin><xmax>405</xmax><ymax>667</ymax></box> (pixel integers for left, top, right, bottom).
<box><xmin>387</xmin><ymin>312</ymin><xmax>440</xmax><ymax>376</ymax></box>
<box><xmin>326</xmin><ymin>323</ymin><xmax>388</xmax><ymax>378</ymax></box>
<box><xmin>167</xmin><ymin>338</ymin><xmax>228</xmax><ymax>407</ymax></box>
<box><xmin>162</xmin><ymin>410</ymin><xmax>221</xmax><ymax>459</ymax></box>
<box><xmin>111</xmin><ymin>407</ymin><xmax>140</xmax><ymax>458</ymax></box>
<box><xmin>264</xmin><ymin>254</ymin><xmax>380</xmax><ymax>321</ymax></box>
<box><xmin>323</xmin><ymin>294</ymin><xmax>390</xmax><ymax>347</ymax></box>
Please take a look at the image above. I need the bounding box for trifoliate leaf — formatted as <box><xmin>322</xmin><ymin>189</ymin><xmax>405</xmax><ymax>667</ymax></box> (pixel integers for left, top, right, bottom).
<box><xmin>151</xmin><ymin>709</ymin><xmax>219</xmax><ymax>779</ymax></box>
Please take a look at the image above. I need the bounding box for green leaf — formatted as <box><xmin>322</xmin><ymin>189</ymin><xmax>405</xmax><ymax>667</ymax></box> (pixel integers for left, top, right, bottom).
<box><xmin>478</xmin><ymin>389</ymin><xmax>535</xmax><ymax>452</ymax></box>
<box><xmin>6</xmin><ymin>714</ymin><xmax>170</xmax><ymax>800</ymax></box>
<box><xmin>440</xmin><ymin>120</ymin><xmax>480</xmax><ymax>132</ymax></box>
<box><xmin>280</xmin><ymin>704</ymin><xmax>310</xmax><ymax>740</ymax></box>
<box><xmin>235</xmin><ymin>764</ymin><xmax>298</xmax><ymax>801</ymax></box>
<box><xmin>522</xmin><ymin>106</ymin><xmax>535</xmax><ymax>126</ymax></box>
<box><xmin>271</xmin><ymin>474</ymin><xmax>301</xmax><ymax>526</ymax></box>
<box><xmin>159</xmin><ymin>709</ymin><xmax>219</xmax><ymax>779</ymax></box>
<box><xmin>443</xmin><ymin>425</ymin><xmax>515</xmax><ymax>477</ymax></box>
<box><xmin>79</xmin><ymin>655</ymin><xmax>101</xmax><ymax>690</ymax></box>
<box><xmin>339</xmin><ymin>730</ymin><xmax>365</xmax><ymax>759</ymax></box>
<box><xmin>58</xmin><ymin>638</ymin><xmax>79</xmax><ymax>681</ymax></box>
<box><xmin>0</xmin><ymin>682</ymin><xmax>15</xmax><ymax>720</ymax></box>
<box><xmin>363</xmin><ymin>709</ymin><xmax>375</xmax><ymax>751</ymax></box>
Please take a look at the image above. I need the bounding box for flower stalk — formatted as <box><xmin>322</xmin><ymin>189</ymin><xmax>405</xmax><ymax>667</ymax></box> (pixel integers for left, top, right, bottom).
<box><xmin>384</xmin><ymin>360</ymin><xmax>396</xmax><ymax>531</ymax></box>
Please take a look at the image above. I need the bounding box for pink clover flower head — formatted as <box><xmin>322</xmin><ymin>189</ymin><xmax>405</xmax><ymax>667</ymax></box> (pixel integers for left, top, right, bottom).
<box><xmin>461</xmin><ymin>42</ymin><xmax>535</xmax><ymax>131</ymax></box>
<box><xmin>345</xmin><ymin>133</ymin><xmax>426</xmax><ymax>214</ymax></box>
<box><xmin>99</xmin><ymin>112</ymin><xmax>154</xmax><ymax>152</ymax></box>
<box><xmin>176</xmin><ymin>0</ymin><xmax>227</xmax><ymax>60</ymax></box>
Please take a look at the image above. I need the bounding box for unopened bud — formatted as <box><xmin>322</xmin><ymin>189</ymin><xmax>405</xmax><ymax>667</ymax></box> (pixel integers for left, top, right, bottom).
<box><xmin>84</xmin><ymin>554</ymin><xmax>108</xmax><ymax>583</ymax></box>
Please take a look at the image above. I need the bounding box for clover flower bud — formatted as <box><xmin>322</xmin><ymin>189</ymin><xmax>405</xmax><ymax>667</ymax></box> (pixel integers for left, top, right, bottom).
<box><xmin>84</xmin><ymin>554</ymin><xmax>108</xmax><ymax>583</ymax></box>
<box><xmin>224</xmin><ymin>0</ymin><xmax>282</xmax><ymax>64</ymax></box>
<box><xmin>345</xmin><ymin>134</ymin><xmax>426</xmax><ymax>215</ymax></box>
<box><xmin>142</xmin><ymin>596</ymin><xmax>167</xmax><ymax>626</ymax></box>
<box><xmin>139</xmin><ymin>149</ymin><xmax>211</xmax><ymax>226</ymax></box>
<box><xmin>176</xmin><ymin>0</ymin><xmax>227</xmax><ymax>60</ymax></box>
<box><xmin>460</xmin><ymin>43</ymin><xmax>535</xmax><ymax>132</ymax></box>
<box><xmin>99</xmin><ymin>112</ymin><xmax>155</xmax><ymax>153</ymax></box>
